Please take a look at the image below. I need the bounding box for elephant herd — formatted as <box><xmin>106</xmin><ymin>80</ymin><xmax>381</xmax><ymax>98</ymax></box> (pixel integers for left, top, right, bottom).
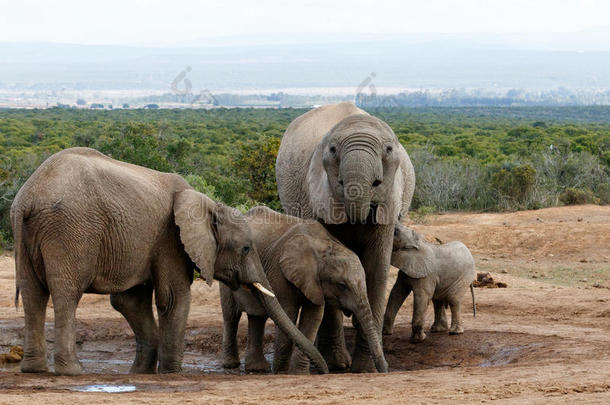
<box><xmin>10</xmin><ymin>102</ymin><xmax>475</xmax><ymax>376</ymax></box>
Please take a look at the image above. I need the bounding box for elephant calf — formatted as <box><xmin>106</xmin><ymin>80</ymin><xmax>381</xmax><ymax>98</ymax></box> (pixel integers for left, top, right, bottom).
<box><xmin>383</xmin><ymin>224</ymin><xmax>476</xmax><ymax>343</ymax></box>
<box><xmin>220</xmin><ymin>207</ymin><xmax>388</xmax><ymax>374</ymax></box>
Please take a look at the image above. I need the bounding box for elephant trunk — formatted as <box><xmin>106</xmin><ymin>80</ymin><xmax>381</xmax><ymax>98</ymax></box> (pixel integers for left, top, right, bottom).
<box><xmin>255</xmin><ymin>290</ymin><xmax>329</xmax><ymax>374</ymax></box>
<box><xmin>340</xmin><ymin>150</ymin><xmax>382</xmax><ymax>223</ymax></box>
<box><xmin>354</xmin><ymin>300</ymin><xmax>388</xmax><ymax>373</ymax></box>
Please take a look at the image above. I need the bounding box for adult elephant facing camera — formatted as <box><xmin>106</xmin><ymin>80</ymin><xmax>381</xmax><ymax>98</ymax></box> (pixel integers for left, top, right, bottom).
<box><xmin>276</xmin><ymin>102</ymin><xmax>415</xmax><ymax>372</ymax></box>
<box><xmin>11</xmin><ymin>147</ymin><xmax>328</xmax><ymax>375</ymax></box>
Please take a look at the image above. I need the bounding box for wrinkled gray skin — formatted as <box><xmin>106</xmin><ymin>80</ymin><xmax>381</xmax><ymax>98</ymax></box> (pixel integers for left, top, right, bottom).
<box><xmin>383</xmin><ymin>223</ymin><xmax>476</xmax><ymax>343</ymax></box>
<box><xmin>220</xmin><ymin>207</ymin><xmax>388</xmax><ymax>374</ymax></box>
<box><xmin>11</xmin><ymin>147</ymin><xmax>328</xmax><ymax>375</ymax></box>
<box><xmin>276</xmin><ymin>102</ymin><xmax>415</xmax><ymax>372</ymax></box>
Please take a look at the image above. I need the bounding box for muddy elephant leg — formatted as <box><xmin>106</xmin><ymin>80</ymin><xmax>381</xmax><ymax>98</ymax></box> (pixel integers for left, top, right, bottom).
<box><xmin>20</xmin><ymin>274</ymin><xmax>50</xmax><ymax>373</ymax></box>
<box><xmin>219</xmin><ymin>284</ymin><xmax>241</xmax><ymax>369</ymax></box>
<box><xmin>110</xmin><ymin>284</ymin><xmax>158</xmax><ymax>373</ymax></box>
<box><xmin>383</xmin><ymin>272</ymin><xmax>412</xmax><ymax>335</ymax></box>
<box><xmin>351</xmin><ymin>224</ymin><xmax>393</xmax><ymax>373</ymax></box>
<box><xmin>48</xmin><ymin>280</ymin><xmax>84</xmax><ymax>376</ymax></box>
<box><xmin>430</xmin><ymin>299</ymin><xmax>449</xmax><ymax>333</ymax></box>
<box><xmin>411</xmin><ymin>289</ymin><xmax>430</xmax><ymax>343</ymax></box>
<box><xmin>317</xmin><ymin>306</ymin><xmax>351</xmax><ymax>371</ymax></box>
<box><xmin>245</xmin><ymin>315</ymin><xmax>270</xmax><ymax>372</ymax></box>
<box><xmin>272</xmin><ymin>305</ymin><xmax>298</xmax><ymax>373</ymax></box>
<box><xmin>289</xmin><ymin>303</ymin><xmax>324</xmax><ymax>374</ymax></box>
<box><xmin>153</xmin><ymin>256</ymin><xmax>191</xmax><ymax>373</ymax></box>
<box><xmin>449</xmin><ymin>299</ymin><xmax>464</xmax><ymax>335</ymax></box>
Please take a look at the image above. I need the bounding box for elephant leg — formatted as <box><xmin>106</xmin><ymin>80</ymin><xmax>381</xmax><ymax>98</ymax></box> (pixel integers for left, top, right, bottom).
<box><xmin>245</xmin><ymin>315</ymin><xmax>270</xmax><ymax>372</ymax></box>
<box><xmin>220</xmin><ymin>285</ymin><xmax>241</xmax><ymax>369</ymax></box>
<box><xmin>289</xmin><ymin>303</ymin><xmax>324</xmax><ymax>374</ymax></box>
<box><xmin>272</xmin><ymin>305</ymin><xmax>298</xmax><ymax>373</ymax></box>
<box><xmin>352</xmin><ymin>224</ymin><xmax>392</xmax><ymax>373</ymax></box>
<box><xmin>48</xmin><ymin>282</ymin><xmax>84</xmax><ymax>376</ymax></box>
<box><xmin>449</xmin><ymin>299</ymin><xmax>464</xmax><ymax>335</ymax></box>
<box><xmin>153</xmin><ymin>257</ymin><xmax>191</xmax><ymax>373</ymax></box>
<box><xmin>411</xmin><ymin>290</ymin><xmax>430</xmax><ymax>343</ymax></box>
<box><xmin>20</xmin><ymin>274</ymin><xmax>50</xmax><ymax>373</ymax></box>
<box><xmin>110</xmin><ymin>284</ymin><xmax>158</xmax><ymax>373</ymax></box>
<box><xmin>383</xmin><ymin>272</ymin><xmax>412</xmax><ymax>335</ymax></box>
<box><xmin>317</xmin><ymin>305</ymin><xmax>351</xmax><ymax>371</ymax></box>
<box><xmin>430</xmin><ymin>299</ymin><xmax>449</xmax><ymax>333</ymax></box>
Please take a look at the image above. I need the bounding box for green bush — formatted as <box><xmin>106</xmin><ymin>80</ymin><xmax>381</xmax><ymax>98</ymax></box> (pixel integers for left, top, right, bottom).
<box><xmin>491</xmin><ymin>164</ymin><xmax>536</xmax><ymax>205</ymax></box>
<box><xmin>409</xmin><ymin>205</ymin><xmax>436</xmax><ymax>224</ymax></box>
<box><xmin>559</xmin><ymin>188</ymin><xmax>600</xmax><ymax>205</ymax></box>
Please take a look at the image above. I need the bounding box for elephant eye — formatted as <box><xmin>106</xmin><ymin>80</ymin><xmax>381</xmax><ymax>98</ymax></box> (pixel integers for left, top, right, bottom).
<box><xmin>241</xmin><ymin>245</ymin><xmax>250</xmax><ymax>255</ymax></box>
<box><xmin>337</xmin><ymin>281</ymin><xmax>347</xmax><ymax>290</ymax></box>
<box><xmin>329</xmin><ymin>145</ymin><xmax>337</xmax><ymax>155</ymax></box>
<box><xmin>385</xmin><ymin>145</ymin><xmax>393</xmax><ymax>154</ymax></box>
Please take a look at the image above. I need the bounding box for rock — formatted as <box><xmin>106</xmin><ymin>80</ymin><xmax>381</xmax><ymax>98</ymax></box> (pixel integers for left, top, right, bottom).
<box><xmin>577</xmin><ymin>217</ymin><xmax>583</xmax><ymax>222</ymax></box>
<box><xmin>0</xmin><ymin>345</ymin><xmax>24</xmax><ymax>363</ymax></box>
<box><xmin>592</xmin><ymin>282</ymin><xmax>602</xmax><ymax>288</ymax></box>
<box><xmin>580</xmin><ymin>258</ymin><xmax>588</xmax><ymax>263</ymax></box>
<box><xmin>531</xmin><ymin>274</ymin><xmax>538</xmax><ymax>279</ymax></box>
<box><xmin>496</xmin><ymin>282</ymin><xmax>508</xmax><ymax>288</ymax></box>
<box><xmin>501</xmin><ymin>269</ymin><xmax>508</xmax><ymax>274</ymax></box>
<box><xmin>473</xmin><ymin>272</ymin><xmax>507</xmax><ymax>288</ymax></box>
<box><xmin>579</xmin><ymin>278</ymin><xmax>588</xmax><ymax>283</ymax></box>
<box><xmin>548</xmin><ymin>254</ymin><xmax>554</xmax><ymax>257</ymax></box>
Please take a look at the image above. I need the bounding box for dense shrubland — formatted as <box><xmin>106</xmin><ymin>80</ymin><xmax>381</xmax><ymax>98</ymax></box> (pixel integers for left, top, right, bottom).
<box><xmin>1</xmin><ymin>107</ymin><xmax>608</xmax><ymax>249</ymax></box>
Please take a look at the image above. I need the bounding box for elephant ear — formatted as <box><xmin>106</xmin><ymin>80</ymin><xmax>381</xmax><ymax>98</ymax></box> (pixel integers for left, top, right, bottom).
<box><xmin>278</xmin><ymin>234</ymin><xmax>325</xmax><ymax>306</ymax></box>
<box><xmin>306</xmin><ymin>144</ymin><xmax>348</xmax><ymax>224</ymax></box>
<box><xmin>173</xmin><ymin>189</ymin><xmax>218</xmax><ymax>286</ymax></box>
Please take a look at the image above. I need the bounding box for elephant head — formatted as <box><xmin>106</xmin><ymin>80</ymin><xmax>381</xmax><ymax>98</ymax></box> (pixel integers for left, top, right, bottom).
<box><xmin>277</xmin><ymin>225</ymin><xmax>388</xmax><ymax>373</ymax></box>
<box><xmin>391</xmin><ymin>223</ymin><xmax>434</xmax><ymax>279</ymax></box>
<box><xmin>306</xmin><ymin>114</ymin><xmax>405</xmax><ymax>224</ymax></box>
<box><xmin>173</xmin><ymin>189</ymin><xmax>329</xmax><ymax>373</ymax></box>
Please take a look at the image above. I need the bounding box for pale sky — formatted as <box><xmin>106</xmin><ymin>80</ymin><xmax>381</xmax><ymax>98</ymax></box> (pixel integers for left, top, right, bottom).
<box><xmin>1</xmin><ymin>0</ymin><xmax>609</xmax><ymax>45</ymax></box>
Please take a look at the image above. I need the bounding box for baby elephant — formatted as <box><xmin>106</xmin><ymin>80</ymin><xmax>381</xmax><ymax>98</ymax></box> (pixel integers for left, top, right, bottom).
<box><xmin>220</xmin><ymin>206</ymin><xmax>387</xmax><ymax>374</ymax></box>
<box><xmin>383</xmin><ymin>223</ymin><xmax>476</xmax><ymax>343</ymax></box>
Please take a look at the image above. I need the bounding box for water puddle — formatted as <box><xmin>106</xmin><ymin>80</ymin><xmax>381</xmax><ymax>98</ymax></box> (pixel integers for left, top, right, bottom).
<box><xmin>70</xmin><ymin>384</ymin><xmax>136</xmax><ymax>393</ymax></box>
<box><xmin>479</xmin><ymin>343</ymin><xmax>541</xmax><ymax>367</ymax></box>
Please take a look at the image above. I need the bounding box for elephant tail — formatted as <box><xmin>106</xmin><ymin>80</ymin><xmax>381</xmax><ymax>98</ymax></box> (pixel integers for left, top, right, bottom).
<box><xmin>14</xmin><ymin>287</ymin><xmax>19</xmax><ymax>311</ymax></box>
<box><xmin>470</xmin><ymin>283</ymin><xmax>476</xmax><ymax>317</ymax></box>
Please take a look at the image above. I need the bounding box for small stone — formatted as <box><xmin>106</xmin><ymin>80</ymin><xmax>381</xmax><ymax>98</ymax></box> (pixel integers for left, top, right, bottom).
<box><xmin>579</xmin><ymin>278</ymin><xmax>588</xmax><ymax>283</ymax></box>
<box><xmin>531</xmin><ymin>274</ymin><xmax>538</xmax><ymax>279</ymax></box>
<box><xmin>577</xmin><ymin>217</ymin><xmax>583</xmax><ymax>222</ymax></box>
<box><xmin>593</xmin><ymin>282</ymin><xmax>602</xmax><ymax>288</ymax></box>
<box><xmin>548</xmin><ymin>254</ymin><xmax>554</xmax><ymax>257</ymax></box>
<box><xmin>580</xmin><ymin>258</ymin><xmax>588</xmax><ymax>263</ymax></box>
<box><xmin>501</xmin><ymin>269</ymin><xmax>508</xmax><ymax>274</ymax></box>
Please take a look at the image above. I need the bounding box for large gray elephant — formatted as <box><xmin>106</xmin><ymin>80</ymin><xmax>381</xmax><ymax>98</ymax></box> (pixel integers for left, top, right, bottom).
<box><xmin>220</xmin><ymin>206</ymin><xmax>388</xmax><ymax>374</ymax></box>
<box><xmin>383</xmin><ymin>224</ymin><xmax>476</xmax><ymax>342</ymax></box>
<box><xmin>11</xmin><ymin>147</ymin><xmax>328</xmax><ymax>375</ymax></box>
<box><xmin>276</xmin><ymin>102</ymin><xmax>415</xmax><ymax>372</ymax></box>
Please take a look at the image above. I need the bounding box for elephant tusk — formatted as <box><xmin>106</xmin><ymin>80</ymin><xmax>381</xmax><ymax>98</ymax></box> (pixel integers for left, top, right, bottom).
<box><xmin>252</xmin><ymin>282</ymin><xmax>275</xmax><ymax>297</ymax></box>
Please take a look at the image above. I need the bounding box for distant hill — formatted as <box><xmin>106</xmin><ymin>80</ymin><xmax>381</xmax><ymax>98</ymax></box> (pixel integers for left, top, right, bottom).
<box><xmin>1</xmin><ymin>31</ymin><xmax>610</xmax><ymax>93</ymax></box>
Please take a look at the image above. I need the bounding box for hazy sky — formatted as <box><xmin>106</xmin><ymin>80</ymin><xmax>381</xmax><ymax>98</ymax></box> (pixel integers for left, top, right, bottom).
<box><xmin>1</xmin><ymin>0</ymin><xmax>609</xmax><ymax>45</ymax></box>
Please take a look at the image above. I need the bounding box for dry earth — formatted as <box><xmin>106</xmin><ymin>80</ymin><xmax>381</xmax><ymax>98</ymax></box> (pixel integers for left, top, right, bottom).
<box><xmin>0</xmin><ymin>205</ymin><xmax>609</xmax><ymax>404</ymax></box>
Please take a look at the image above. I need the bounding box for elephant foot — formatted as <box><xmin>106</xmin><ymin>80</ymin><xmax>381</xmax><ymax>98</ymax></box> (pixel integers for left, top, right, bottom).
<box><xmin>410</xmin><ymin>329</ymin><xmax>426</xmax><ymax>343</ymax></box>
<box><xmin>430</xmin><ymin>322</ymin><xmax>449</xmax><ymax>333</ymax></box>
<box><xmin>158</xmin><ymin>358</ymin><xmax>182</xmax><ymax>374</ymax></box>
<box><xmin>320</xmin><ymin>344</ymin><xmax>352</xmax><ymax>371</ymax></box>
<box><xmin>20</xmin><ymin>356</ymin><xmax>49</xmax><ymax>373</ymax></box>
<box><xmin>221</xmin><ymin>353</ymin><xmax>241</xmax><ymax>369</ymax></box>
<box><xmin>54</xmin><ymin>358</ymin><xmax>83</xmax><ymax>376</ymax></box>
<box><xmin>449</xmin><ymin>326</ymin><xmax>464</xmax><ymax>335</ymax></box>
<box><xmin>350</xmin><ymin>350</ymin><xmax>377</xmax><ymax>373</ymax></box>
<box><xmin>130</xmin><ymin>344</ymin><xmax>158</xmax><ymax>373</ymax></box>
<box><xmin>245</xmin><ymin>354</ymin><xmax>271</xmax><ymax>373</ymax></box>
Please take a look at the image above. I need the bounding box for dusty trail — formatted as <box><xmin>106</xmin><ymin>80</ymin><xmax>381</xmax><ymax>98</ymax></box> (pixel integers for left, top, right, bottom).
<box><xmin>1</xmin><ymin>205</ymin><xmax>609</xmax><ymax>403</ymax></box>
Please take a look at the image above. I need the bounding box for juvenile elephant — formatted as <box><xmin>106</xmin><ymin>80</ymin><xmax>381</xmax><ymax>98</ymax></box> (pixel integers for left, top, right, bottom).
<box><xmin>220</xmin><ymin>207</ymin><xmax>387</xmax><ymax>374</ymax></box>
<box><xmin>11</xmin><ymin>147</ymin><xmax>328</xmax><ymax>375</ymax></box>
<box><xmin>276</xmin><ymin>102</ymin><xmax>415</xmax><ymax>372</ymax></box>
<box><xmin>383</xmin><ymin>224</ymin><xmax>476</xmax><ymax>343</ymax></box>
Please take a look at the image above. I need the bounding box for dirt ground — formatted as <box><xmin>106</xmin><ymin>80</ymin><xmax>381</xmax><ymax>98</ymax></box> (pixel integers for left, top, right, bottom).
<box><xmin>0</xmin><ymin>204</ymin><xmax>609</xmax><ymax>404</ymax></box>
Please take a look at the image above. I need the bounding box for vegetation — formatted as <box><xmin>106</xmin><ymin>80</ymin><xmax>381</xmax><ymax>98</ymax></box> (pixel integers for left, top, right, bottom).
<box><xmin>1</xmin><ymin>106</ymin><xmax>609</xmax><ymax>249</ymax></box>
